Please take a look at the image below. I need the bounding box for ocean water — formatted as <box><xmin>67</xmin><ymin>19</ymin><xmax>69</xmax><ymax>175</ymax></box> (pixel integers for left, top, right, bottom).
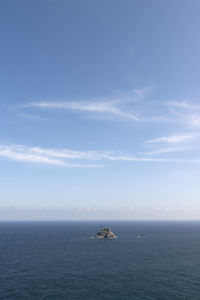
<box><xmin>0</xmin><ymin>221</ymin><xmax>200</xmax><ymax>300</ymax></box>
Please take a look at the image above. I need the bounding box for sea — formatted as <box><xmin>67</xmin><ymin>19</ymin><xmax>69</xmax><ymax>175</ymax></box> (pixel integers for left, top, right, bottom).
<box><xmin>0</xmin><ymin>221</ymin><xmax>200</xmax><ymax>300</ymax></box>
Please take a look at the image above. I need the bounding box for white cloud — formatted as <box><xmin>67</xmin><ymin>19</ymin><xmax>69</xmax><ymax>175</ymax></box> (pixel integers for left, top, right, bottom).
<box><xmin>167</xmin><ymin>100</ymin><xmax>200</xmax><ymax>128</ymax></box>
<box><xmin>0</xmin><ymin>144</ymin><xmax>101</xmax><ymax>167</ymax></box>
<box><xmin>147</xmin><ymin>134</ymin><xmax>196</xmax><ymax>144</ymax></box>
<box><xmin>168</xmin><ymin>101</ymin><xmax>195</xmax><ymax>110</ymax></box>
<box><xmin>18</xmin><ymin>113</ymin><xmax>46</xmax><ymax>121</ymax></box>
<box><xmin>0</xmin><ymin>143</ymin><xmax>173</xmax><ymax>165</ymax></box>
<box><xmin>143</xmin><ymin>146</ymin><xmax>190</xmax><ymax>156</ymax></box>
<box><xmin>22</xmin><ymin>100</ymin><xmax>138</xmax><ymax>120</ymax></box>
<box><xmin>131</xmin><ymin>86</ymin><xmax>153</xmax><ymax>99</ymax></box>
<box><xmin>20</xmin><ymin>88</ymin><xmax>153</xmax><ymax>121</ymax></box>
<box><xmin>144</xmin><ymin>133</ymin><xmax>197</xmax><ymax>156</ymax></box>
<box><xmin>2</xmin><ymin>142</ymin><xmax>200</xmax><ymax>167</ymax></box>
<box><xmin>0</xmin><ymin>144</ymin><xmax>64</xmax><ymax>166</ymax></box>
<box><xmin>187</xmin><ymin>114</ymin><xmax>200</xmax><ymax>127</ymax></box>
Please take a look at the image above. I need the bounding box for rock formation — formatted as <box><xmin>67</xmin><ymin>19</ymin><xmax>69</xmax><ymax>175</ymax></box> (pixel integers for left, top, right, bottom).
<box><xmin>95</xmin><ymin>226</ymin><xmax>117</xmax><ymax>239</ymax></box>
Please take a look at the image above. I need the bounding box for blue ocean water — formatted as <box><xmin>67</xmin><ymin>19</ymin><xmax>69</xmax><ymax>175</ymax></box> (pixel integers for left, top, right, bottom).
<box><xmin>0</xmin><ymin>221</ymin><xmax>200</xmax><ymax>299</ymax></box>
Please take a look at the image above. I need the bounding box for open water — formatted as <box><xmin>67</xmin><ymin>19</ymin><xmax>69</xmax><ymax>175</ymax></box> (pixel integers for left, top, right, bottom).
<box><xmin>0</xmin><ymin>221</ymin><xmax>200</xmax><ymax>299</ymax></box>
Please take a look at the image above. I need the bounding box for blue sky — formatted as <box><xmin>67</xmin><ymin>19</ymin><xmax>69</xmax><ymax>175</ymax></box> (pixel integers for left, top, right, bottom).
<box><xmin>1</xmin><ymin>0</ymin><xmax>200</xmax><ymax>220</ymax></box>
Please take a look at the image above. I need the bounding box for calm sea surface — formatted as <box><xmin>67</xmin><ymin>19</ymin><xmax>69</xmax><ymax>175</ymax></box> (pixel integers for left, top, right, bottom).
<box><xmin>0</xmin><ymin>221</ymin><xmax>200</xmax><ymax>299</ymax></box>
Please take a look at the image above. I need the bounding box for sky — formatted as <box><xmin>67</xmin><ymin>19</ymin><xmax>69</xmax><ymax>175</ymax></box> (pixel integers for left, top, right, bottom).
<box><xmin>1</xmin><ymin>0</ymin><xmax>200</xmax><ymax>220</ymax></box>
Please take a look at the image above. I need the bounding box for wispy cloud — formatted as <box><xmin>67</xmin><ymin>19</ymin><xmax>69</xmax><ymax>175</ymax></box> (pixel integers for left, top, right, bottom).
<box><xmin>1</xmin><ymin>142</ymin><xmax>200</xmax><ymax>167</ymax></box>
<box><xmin>20</xmin><ymin>88</ymin><xmax>153</xmax><ymax>121</ymax></box>
<box><xmin>168</xmin><ymin>100</ymin><xmax>195</xmax><ymax>110</ymax></box>
<box><xmin>17</xmin><ymin>87</ymin><xmax>180</xmax><ymax>124</ymax></box>
<box><xmin>23</xmin><ymin>100</ymin><xmax>138</xmax><ymax>120</ymax></box>
<box><xmin>18</xmin><ymin>113</ymin><xmax>47</xmax><ymax>121</ymax></box>
<box><xmin>0</xmin><ymin>144</ymin><xmax>101</xmax><ymax>167</ymax></box>
<box><xmin>187</xmin><ymin>114</ymin><xmax>200</xmax><ymax>127</ymax></box>
<box><xmin>12</xmin><ymin>91</ymin><xmax>200</xmax><ymax>127</ymax></box>
<box><xmin>131</xmin><ymin>87</ymin><xmax>153</xmax><ymax>99</ymax></box>
<box><xmin>145</xmin><ymin>132</ymin><xmax>197</xmax><ymax>156</ymax></box>
<box><xmin>143</xmin><ymin>146</ymin><xmax>191</xmax><ymax>156</ymax></box>
<box><xmin>147</xmin><ymin>134</ymin><xmax>196</xmax><ymax>144</ymax></box>
<box><xmin>167</xmin><ymin>100</ymin><xmax>200</xmax><ymax>127</ymax></box>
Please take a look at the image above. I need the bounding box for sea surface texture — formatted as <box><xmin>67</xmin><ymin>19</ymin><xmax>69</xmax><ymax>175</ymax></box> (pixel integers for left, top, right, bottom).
<box><xmin>0</xmin><ymin>221</ymin><xmax>200</xmax><ymax>299</ymax></box>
